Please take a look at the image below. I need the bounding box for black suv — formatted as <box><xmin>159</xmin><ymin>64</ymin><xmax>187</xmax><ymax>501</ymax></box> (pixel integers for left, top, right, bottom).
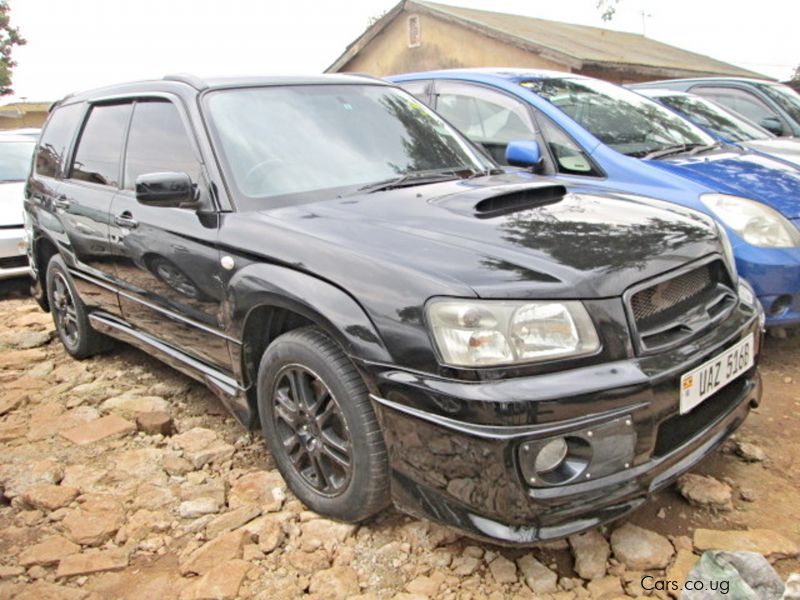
<box><xmin>25</xmin><ymin>74</ymin><xmax>763</xmax><ymax>544</ymax></box>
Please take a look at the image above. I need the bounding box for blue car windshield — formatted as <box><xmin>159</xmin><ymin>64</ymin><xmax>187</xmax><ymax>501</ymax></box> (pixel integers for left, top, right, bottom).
<box><xmin>755</xmin><ymin>82</ymin><xmax>800</xmax><ymax>126</ymax></box>
<box><xmin>521</xmin><ymin>78</ymin><xmax>714</xmax><ymax>157</ymax></box>
<box><xmin>655</xmin><ymin>93</ymin><xmax>770</xmax><ymax>142</ymax></box>
<box><xmin>203</xmin><ymin>84</ymin><xmax>491</xmax><ymax>206</ymax></box>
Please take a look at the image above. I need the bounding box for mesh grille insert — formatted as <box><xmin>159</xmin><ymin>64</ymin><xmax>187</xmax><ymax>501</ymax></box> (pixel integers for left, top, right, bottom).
<box><xmin>631</xmin><ymin>264</ymin><xmax>713</xmax><ymax>325</ymax></box>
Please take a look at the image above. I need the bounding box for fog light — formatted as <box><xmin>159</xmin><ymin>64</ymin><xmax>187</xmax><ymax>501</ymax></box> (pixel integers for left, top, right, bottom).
<box><xmin>534</xmin><ymin>437</ymin><xmax>568</xmax><ymax>474</ymax></box>
<box><xmin>769</xmin><ymin>295</ymin><xmax>791</xmax><ymax>317</ymax></box>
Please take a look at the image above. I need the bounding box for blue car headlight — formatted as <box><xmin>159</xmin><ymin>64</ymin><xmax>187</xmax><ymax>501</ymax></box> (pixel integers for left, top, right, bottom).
<box><xmin>701</xmin><ymin>193</ymin><xmax>800</xmax><ymax>248</ymax></box>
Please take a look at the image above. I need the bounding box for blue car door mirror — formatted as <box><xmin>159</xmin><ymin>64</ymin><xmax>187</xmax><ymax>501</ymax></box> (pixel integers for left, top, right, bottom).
<box><xmin>506</xmin><ymin>140</ymin><xmax>543</xmax><ymax>168</ymax></box>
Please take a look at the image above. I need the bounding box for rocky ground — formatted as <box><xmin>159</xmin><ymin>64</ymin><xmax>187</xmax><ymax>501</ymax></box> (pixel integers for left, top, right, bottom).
<box><xmin>0</xmin><ymin>292</ymin><xmax>798</xmax><ymax>600</ymax></box>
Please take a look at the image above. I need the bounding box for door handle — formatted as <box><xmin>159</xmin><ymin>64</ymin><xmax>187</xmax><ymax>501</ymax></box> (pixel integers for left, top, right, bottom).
<box><xmin>115</xmin><ymin>212</ymin><xmax>139</xmax><ymax>229</ymax></box>
<box><xmin>53</xmin><ymin>195</ymin><xmax>70</xmax><ymax>210</ymax></box>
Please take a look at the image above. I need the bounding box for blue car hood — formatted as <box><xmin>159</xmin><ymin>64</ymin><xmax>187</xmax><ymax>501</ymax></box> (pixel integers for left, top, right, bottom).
<box><xmin>647</xmin><ymin>150</ymin><xmax>800</xmax><ymax>219</ymax></box>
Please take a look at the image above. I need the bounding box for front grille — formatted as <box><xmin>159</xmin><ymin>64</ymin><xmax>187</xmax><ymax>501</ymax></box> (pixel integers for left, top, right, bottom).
<box><xmin>0</xmin><ymin>255</ymin><xmax>28</xmax><ymax>270</ymax></box>
<box><xmin>627</xmin><ymin>260</ymin><xmax>736</xmax><ymax>353</ymax></box>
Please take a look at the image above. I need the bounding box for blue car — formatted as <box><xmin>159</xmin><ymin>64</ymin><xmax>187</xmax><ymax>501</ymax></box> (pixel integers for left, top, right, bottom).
<box><xmin>388</xmin><ymin>69</ymin><xmax>800</xmax><ymax>327</ymax></box>
<box><xmin>630</xmin><ymin>87</ymin><xmax>800</xmax><ymax>168</ymax></box>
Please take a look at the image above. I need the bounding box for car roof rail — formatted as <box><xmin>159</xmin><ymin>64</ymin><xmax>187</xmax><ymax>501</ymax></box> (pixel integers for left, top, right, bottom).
<box><xmin>163</xmin><ymin>73</ymin><xmax>209</xmax><ymax>90</ymax></box>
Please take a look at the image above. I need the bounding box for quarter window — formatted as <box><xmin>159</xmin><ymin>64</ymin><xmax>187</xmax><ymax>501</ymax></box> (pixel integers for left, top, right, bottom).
<box><xmin>35</xmin><ymin>103</ymin><xmax>84</xmax><ymax>178</ymax></box>
<box><xmin>537</xmin><ymin>115</ymin><xmax>601</xmax><ymax>176</ymax></box>
<box><xmin>123</xmin><ymin>100</ymin><xmax>201</xmax><ymax>190</ymax></box>
<box><xmin>70</xmin><ymin>103</ymin><xmax>131</xmax><ymax>187</ymax></box>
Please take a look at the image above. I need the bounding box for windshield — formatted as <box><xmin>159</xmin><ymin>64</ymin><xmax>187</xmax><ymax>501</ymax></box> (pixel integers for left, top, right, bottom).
<box><xmin>0</xmin><ymin>140</ymin><xmax>35</xmax><ymax>182</ymax></box>
<box><xmin>520</xmin><ymin>78</ymin><xmax>714</xmax><ymax>157</ymax></box>
<box><xmin>755</xmin><ymin>82</ymin><xmax>800</xmax><ymax>126</ymax></box>
<box><xmin>656</xmin><ymin>93</ymin><xmax>770</xmax><ymax>142</ymax></box>
<box><xmin>204</xmin><ymin>84</ymin><xmax>490</xmax><ymax>206</ymax></box>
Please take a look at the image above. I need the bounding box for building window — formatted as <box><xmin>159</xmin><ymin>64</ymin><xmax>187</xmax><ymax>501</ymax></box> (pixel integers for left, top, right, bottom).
<box><xmin>408</xmin><ymin>15</ymin><xmax>421</xmax><ymax>48</ymax></box>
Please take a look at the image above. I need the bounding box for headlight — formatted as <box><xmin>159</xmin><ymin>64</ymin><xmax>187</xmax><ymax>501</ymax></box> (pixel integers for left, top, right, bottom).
<box><xmin>701</xmin><ymin>194</ymin><xmax>800</xmax><ymax>248</ymax></box>
<box><xmin>427</xmin><ymin>299</ymin><xmax>600</xmax><ymax>367</ymax></box>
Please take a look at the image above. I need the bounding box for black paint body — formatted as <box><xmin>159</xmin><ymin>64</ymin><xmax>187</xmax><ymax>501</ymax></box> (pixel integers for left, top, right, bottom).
<box><xmin>24</xmin><ymin>75</ymin><xmax>762</xmax><ymax>544</ymax></box>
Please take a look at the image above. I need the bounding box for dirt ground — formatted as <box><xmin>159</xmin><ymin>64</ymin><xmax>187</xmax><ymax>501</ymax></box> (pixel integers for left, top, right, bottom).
<box><xmin>0</xmin><ymin>285</ymin><xmax>798</xmax><ymax>600</ymax></box>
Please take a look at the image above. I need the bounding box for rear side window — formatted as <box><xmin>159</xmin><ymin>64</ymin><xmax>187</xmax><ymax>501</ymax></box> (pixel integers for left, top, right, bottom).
<box><xmin>70</xmin><ymin>103</ymin><xmax>131</xmax><ymax>187</ymax></box>
<box><xmin>123</xmin><ymin>100</ymin><xmax>201</xmax><ymax>190</ymax></box>
<box><xmin>35</xmin><ymin>103</ymin><xmax>84</xmax><ymax>178</ymax></box>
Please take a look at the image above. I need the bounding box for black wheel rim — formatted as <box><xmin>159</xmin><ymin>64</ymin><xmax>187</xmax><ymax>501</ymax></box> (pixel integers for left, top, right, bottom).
<box><xmin>52</xmin><ymin>272</ymin><xmax>79</xmax><ymax>348</ymax></box>
<box><xmin>271</xmin><ymin>364</ymin><xmax>353</xmax><ymax>497</ymax></box>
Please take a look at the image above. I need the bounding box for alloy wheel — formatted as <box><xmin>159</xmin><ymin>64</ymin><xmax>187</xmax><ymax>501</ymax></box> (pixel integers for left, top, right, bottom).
<box><xmin>51</xmin><ymin>272</ymin><xmax>79</xmax><ymax>348</ymax></box>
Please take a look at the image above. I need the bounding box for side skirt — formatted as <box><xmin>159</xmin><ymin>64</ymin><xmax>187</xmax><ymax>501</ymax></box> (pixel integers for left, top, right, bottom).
<box><xmin>88</xmin><ymin>312</ymin><xmax>256</xmax><ymax>428</ymax></box>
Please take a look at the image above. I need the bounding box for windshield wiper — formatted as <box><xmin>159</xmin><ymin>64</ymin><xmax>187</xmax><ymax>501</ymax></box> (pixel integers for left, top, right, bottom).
<box><xmin>358</xmin><ymin>171</ymin><xmax>468</xmax><ymax>193</ymax></box>
<box><xmin>642</xmin><ymin>143</ymin><xmax>705</xmax><ymax>160</ymax></box>
<box><xmin>686</xmin><ymin>141</ymin><xmax>724</xmax><ymax>156</ymax></box>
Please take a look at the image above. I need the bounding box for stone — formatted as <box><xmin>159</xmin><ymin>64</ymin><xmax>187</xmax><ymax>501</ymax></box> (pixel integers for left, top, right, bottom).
<box><xmin>0</xmin><ymin>388</ymin><xmax>29</xmax><ymax>415</ymax></box>
<box><xmin>488</xmin><ymin>555</ymin><xmax>517</xmax><ymax>584</ymax></box>
<box><xmin>136</xmin><ymin>411</ymin><xmax>174</xmax><ymax>435</ymax></box>
<box><xmin>68</xmin><ymin>381</ymin><xmax>117</xmax><ymax>405</ymax></box>
<box><xmin>247</xmin><ymin>514</ymin><xmax>287</xmax><ymax>553</ymax></box>
<box><xmin>229</xmin><ymin>470</ymin><xmax>286</xmax><ymax>511</ymax></box>
<box><xmin>735</xmin><ymin>441</ymin><xmax>765</xmax><ymax>462</ymax></box>
<box><xmin>61</xmin><ymin>414</ymin><xmax>135</xmax><ymax>445</ymax></box>
<box><xmin>55</xmin><ymin>549</ymin><xmax>128</xmax><ymax>578</ymax></box>
<box><xmin>179</xmin><ymin>529</ymin><xmax>246</xmax><ymax>575</ymax></box>
<box><xmin>586</xmin><ymin>575</ymin><xmax>624</xmax><ymax>598</ymax></box>
<box><xmin>405</xmin><ymin>572</ymin><xmax>446</xmax><ymax>597</ymax></box>
<box><xmin>22</xmin><ymin>483</ymin><xmax>79</xmax><ymax>511</ymax></box>
<box><xmin>517</xmin><ymin>554</ymin><xmax>557</xmax><ymax>593</ymax></box>
<box><xmin>285</xmin><ymin>548</ymin><xmax>330</xmax><ymax>573</ymax></box>
<box><xmin>163</xmin><ymin>454</ymin><xmax>194</xmax><ymax>476</ymax></box>
<box><xmin>569</xmin><ymin>529</ymin><xmax>610</xmax><ymax>580</ymax></box>
<box><xmin>206</xmin><ymin>505</ymin><xmax>261</xmax><ymax>539</ymax></box>
<box><xmin>0</xmin><ymin>417</ymin><xmax>27</xmax><ymax>442</ymax></box>
<box><xmin>116</xmin><ymin>509</ymin><xmax>171</xmax><ymax>544</ymax></box>
<box><xmin>0</xmin><ymin>459</ymin><xmax>63</xmax><ymax>499</ymax></box>
<box><xmin>62</xmin><ymin>495</ymin><xmax>125</xmax><ymax>546</ymax></box>
<box><xmin>676</xmin><ymin>473</ymin><xmax>733</xmax><ymax>511</ymax></box>
<box><xmin>666</xmin><ymin>550</ymin><xmax>698</xmax><ymax>598</ymax></box>
<box><xmin>693</xmin><ymin>528</ymin><xmax>800</xmax><ymax>560</ymax></box>
<box><xmin>113</xmin><ymin>448</ymin><xmax>166</xmax><ymax>482</ymax></box>
<box><xmin>451</xmin><ymin>554</ymin><xmax>480</xmax><ymax>576</ymax></box>
<box><xmin>3</xmin><ymin>330</ymin><xmax>53</xmax><ymax>349</ymax></box>
<box><xmin>300</xmin><ymin>518</ymin><xmax>356</xmax><ymax>553</ymax></box>
<box><xmin>0</xmin><ymin>565</ymin><xmax>24</xmax><ymax>578</ymax></box>
<box><xmin>180</xmin><ymin>497</ymin><xmax>222</xmax><ymax>518</ymax></box>
<box><xmin>610</xmin><ymin>523</ymin><xmax>674</xmax><ymax>570</ymax></box>
<box><xmin>172</xmin><ymin>427</ymin><xmax>235</xmax><ymax>468</ymax></box>
<box><xmin>19</xmin><ymin>535</ymin><xmax>80</xmax><ymax>566</ymax></box>
<box><xmin>0</xmin><ymin>347</ymin><xmax>48</xmax><ymax>370</ymax></box>
<box><xmin>309</xmin><ymin>566</ymin><xmax>361</xmax><ymax>600</ymax></box>
<box><xmin>180</xmin><ymin>559</ymin><xmax>249</xmax><ymax>600</ymax></box>
<box><xmin>12</xmin><ymin>582</ymin><xmax>89</xmax><ymax>600</ymax></box>
<box><xmin>100</xmin><ymin>394</ymin><xmax>169</xmax><ymax>418</ymax></box>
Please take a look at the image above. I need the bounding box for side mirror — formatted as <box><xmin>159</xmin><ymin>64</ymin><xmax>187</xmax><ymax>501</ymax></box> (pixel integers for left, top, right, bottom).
<box><xmin>135</xmin><ymin>172</ymin><xmax>198</xmax><ymax>208</ymax></box>
<box><xmin>759</xmin><ymin>116</ymin><xmax>784</xmax><ymax>136</ymax></box>
<box><xmin>506</xmin><ymin>140</ymin><xmax>542</xmax><ymax>169</ymax></box>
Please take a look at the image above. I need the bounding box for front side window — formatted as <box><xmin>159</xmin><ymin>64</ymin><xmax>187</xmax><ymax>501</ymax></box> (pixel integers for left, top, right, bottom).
<box><xmin>755</xmin><ymin>83</ymin><xmax>800</xmax><ymax>126</ymax></box>
<box><xmin>657</xmin><ymin>94</ymin><xmax>769</xmax><ymax>142</ymax></box>
<box><xmin>124</xmin><ymin>100</ymin><xmax>202</xmax><ymax>190</ymax></box>
<box><xmin>70</xmin><ymin>103</ymin><xmax>131</xmax><ymax>187</ymax></box>
<box><xmin>35</xmin><ymin>103</ymin><xmax>84</xmax><ymax>178</ymax></box>
<box><xmin>692</xmin><ymin>86</ymin><xmax>780</xmax><ymax>129</ymax></box>
<box><xmin>204</xmin><ymin>84</ymin><xmax>489</xmax><ymax>207</ymax></box>
<box><xmin>0</xmin><ymin>140</ymin><xmax>36</xmax><ymax>182</ymax></box>
<box><xmin>435</xmin><ymin>83</ymin><xmax>536</xmax><ymax>164</ymax></box>
<box><xmin>521</xmin><ymin>78</ymin><xmax>713</xmax><ymax>158</ymax></box>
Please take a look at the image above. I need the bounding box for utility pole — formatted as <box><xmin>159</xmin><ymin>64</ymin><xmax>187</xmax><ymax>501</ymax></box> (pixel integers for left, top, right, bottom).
<box><xmin>640</xmin><ymin>10</ymin><xmax>652</xmax><ymax>36</ymax></box>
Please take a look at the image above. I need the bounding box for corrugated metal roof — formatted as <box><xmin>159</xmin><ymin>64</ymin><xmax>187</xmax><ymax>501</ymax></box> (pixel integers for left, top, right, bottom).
<box><xmin>327</xmin><ymin>0</ymin><xmax>766</xmax><ymax>79</ymax></box>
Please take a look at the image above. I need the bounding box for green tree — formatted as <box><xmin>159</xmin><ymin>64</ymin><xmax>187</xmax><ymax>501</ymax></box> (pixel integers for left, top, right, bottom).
<box><xmin>596</xmin><ymin>0</ymin><xmax>621</xmax><ymax>21</ymax></box>
<box><xmin>0</xmin><ymin>1</ymin><xmax>25</xmax><ymax>96</ymax></box>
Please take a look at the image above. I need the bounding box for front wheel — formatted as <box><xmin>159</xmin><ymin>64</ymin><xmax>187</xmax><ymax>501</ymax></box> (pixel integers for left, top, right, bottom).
<box><xmin>257</xmin><ymin>327</ymin><xmax>390</xmax><ymax>522</ymax></box>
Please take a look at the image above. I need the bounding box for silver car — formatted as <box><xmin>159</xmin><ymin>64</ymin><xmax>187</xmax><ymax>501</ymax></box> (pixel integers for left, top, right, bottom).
<box><xmin>0</xmin><ymin>131</ymin><xmax>37</xmax><ymax>279</ymax></box>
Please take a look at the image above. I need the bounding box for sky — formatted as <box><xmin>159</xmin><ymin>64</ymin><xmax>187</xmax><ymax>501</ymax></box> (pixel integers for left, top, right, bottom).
<box><xmin>6</xmin><ymin>0</ymin><xmax>800</xmax><ymax>102</ymax></box>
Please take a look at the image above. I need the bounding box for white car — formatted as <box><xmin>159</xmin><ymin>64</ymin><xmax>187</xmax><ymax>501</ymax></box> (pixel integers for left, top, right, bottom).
<box><xmin>0</xmin><ymin>131</ymin><xmax>37</xmax><ymax>280</ymax></box>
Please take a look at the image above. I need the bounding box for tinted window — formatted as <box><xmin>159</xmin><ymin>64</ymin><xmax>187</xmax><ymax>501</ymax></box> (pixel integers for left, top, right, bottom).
<box><xmin>204</xmin><ymin>85</ymin><xmax>488</xmax><ymax>205</ymax></box>
<box><xmin>755</xmin><ymin>83</ymin><xmax>800</xmax><ymax>126</ymax></box>
<box><xmin>656</xmin><ymin>94</ymin><xmax>769</xmax><ymax>142</ymax></box>
<box><xmin>522</xmin><ymin>78</ymin><xmax>712</xmax><ymax>157</ymax></box>
<box><xmin>0</xmin><ymin>140</ymin><xmax>36</xmax><ymax>182</ymax></box>
<box><xmin>435</xmin><ymin>83</ymin><xmax>536</xmax><ymax>164</ymax></box>
<box><xmin>692</xmin><ymin>87</ymin><xmax>779</xmax><ymax>128</ymax></box>
<box><xmin>70</xmin><ymin>103</ymin><xmax>131</xmax><ymax>187</ymax></box>
<box><xmin>124</xmin><ymin>101</ymin><xmax>201</xmax><ymax>190</ymax></box>
<box><xmin>35</xmin><ymin>103</ymin><xmax>84</xmax><ymax>178</ymax></box>
<box><xmin>537</xmin><ymin>116</ymin><xmax>601</xmax><ymax>176</ymax></box>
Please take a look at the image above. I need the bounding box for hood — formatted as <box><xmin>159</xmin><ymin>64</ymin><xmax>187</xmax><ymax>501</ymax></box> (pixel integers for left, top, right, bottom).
<box><xmin>741</xmin><ymin>138</ymin><xmax>800</xmax><ymax>167</ymax></box>
<box><xmin>245</xmin><ymin>174</ymin><xmax>720</xmax><ymax>300</ymax></box>
<box><xmin>0</xmin><ymin>181</ymin><xmax>25</xmax><ymax>227</ymax></box>
<box><xmin>647</xmin><ymin>148</ymin><xmax>800</xmax><ymax>218</ymax></box>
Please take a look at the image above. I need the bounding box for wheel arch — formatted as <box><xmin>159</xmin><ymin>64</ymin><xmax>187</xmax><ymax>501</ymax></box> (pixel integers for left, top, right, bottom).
<box><xmin>32</xmin><ymin>233</ymin><xmax>60</xmax><ymax>311</ymax></box>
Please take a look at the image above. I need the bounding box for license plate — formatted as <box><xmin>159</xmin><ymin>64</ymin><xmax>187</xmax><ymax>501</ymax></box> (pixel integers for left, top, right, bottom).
<box><xmin>680</xmin><ymin>333</ymin><xmax>754</xmax><ymax>415</ymax></box>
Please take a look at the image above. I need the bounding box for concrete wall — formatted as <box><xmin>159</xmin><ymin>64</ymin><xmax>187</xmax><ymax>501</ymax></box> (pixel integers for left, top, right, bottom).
<box><xmin>339</xmin><ymin>9</ymin><xmax>572</xmax><ymax>77</ymax></box>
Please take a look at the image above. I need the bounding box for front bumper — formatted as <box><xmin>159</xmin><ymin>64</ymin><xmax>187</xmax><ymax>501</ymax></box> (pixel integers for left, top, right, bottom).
<box><xmin>734</xmin><ymin>243</ymin><xmax>800</xmax><ymax>327</ymax></box>
<box><xmin>365</xmin><ymin>305</ymin><xmax>762</xmax><ymax>545</ymax></box>
<box><xmin>0</xmin><ymin>226</ymin><xmax>29</xmax><ymax>280</ymax></box>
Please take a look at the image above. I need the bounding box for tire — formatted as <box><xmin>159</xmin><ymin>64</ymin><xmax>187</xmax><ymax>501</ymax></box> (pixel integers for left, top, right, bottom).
<box><xmin>257</xmin><ymin>326</ymin><xmax>390</xmax><ymax>522</ymax></box>
<box><xmin>45</xmin><ymin>255</ymin><xmax>113</xmax><ymax>359</ymax></box>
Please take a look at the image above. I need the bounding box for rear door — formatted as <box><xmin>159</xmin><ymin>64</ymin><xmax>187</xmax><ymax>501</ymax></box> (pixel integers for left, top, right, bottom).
<box><xmin>108</xmin><ymin>97</ymin><xmax>230</xmax><ymax>370</ymax></box>
<box><xmin>55</xmin><ymin>102</ymin><xmax>132</xmax><ymax>314</ymax></box>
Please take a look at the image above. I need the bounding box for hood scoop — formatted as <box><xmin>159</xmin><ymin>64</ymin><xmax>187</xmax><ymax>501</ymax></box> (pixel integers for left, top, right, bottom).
<box><xmin>433</xmin><ymin>182</ymin><xmax>567</xmax><ymax>219</ymax></box>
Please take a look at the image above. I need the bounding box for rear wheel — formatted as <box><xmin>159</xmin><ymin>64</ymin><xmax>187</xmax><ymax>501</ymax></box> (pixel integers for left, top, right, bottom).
<box><xmin>46</xmin><ymin>255</ymin><xmax>112</xmax><ymax>359</ymax></box>
<box><xmin>257</xmin><ymin>326</ymin><xmax>390</xmax><ymax>522</ymax></box>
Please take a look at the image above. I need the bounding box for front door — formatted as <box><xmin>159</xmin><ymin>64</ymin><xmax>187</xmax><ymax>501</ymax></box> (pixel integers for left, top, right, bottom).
<box><xmin>108</xmin><ymin>98</ymin><xmax>230</xmax><ymax>370</ymax></box>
